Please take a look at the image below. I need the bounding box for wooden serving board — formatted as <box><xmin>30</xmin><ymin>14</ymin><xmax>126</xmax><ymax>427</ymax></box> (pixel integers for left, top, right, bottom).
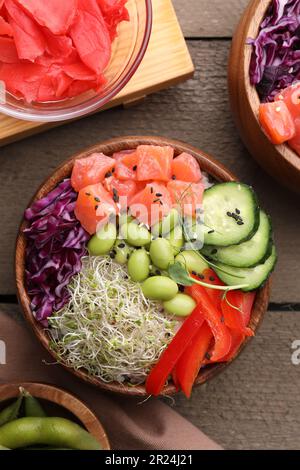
<box><xmin>0</xmin><ymin>0</ymin><xmax>194</xmax><ymax>147</ymax></box>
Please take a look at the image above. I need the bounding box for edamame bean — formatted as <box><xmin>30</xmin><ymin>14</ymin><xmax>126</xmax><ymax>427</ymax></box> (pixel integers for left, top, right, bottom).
<box><xmin>149</xmin><ymin>238</ymin><xmax>175</xmax><ymax>270</ymax></box>
<box><xmin>113</xmin><ymin>239</ymin><xmax>132</xmax><ymax>265</ymax></box>
<box><xmin>0</xmin><ymin>396</ymin><xmax>23</xmax><ymax>426</ymax></box>
<box><xmin>167</xmin><ymin>225</ymin><xmax>184</xmax><ymax>255</ymax></box>
<box><xmin>141</xmin><ymin>276</ymin><xmax>178</xmax><ymax>301</ymax></box>
<box><xmin>128</xmin><ymin>249</ymin><xmax>150</xmax><ymax>282</ymax></box>
<box><xmin>175</xmin><ymin>250</ymin><xmax>209</xmax><ymax>274</ymax></box>
<box><xmin>0</xmin><ymin>417</ymin><xmax>101</xmax><ymax>450</ymax></box>
<box><xmin>163</xmin><ymin>293</ymin><xmax>196</xmax><ymax>317</ymax></box>
<box><xmin>152</xmin><ymin>209</ymin><xmax>180</xmax><ymax>237</ymax></box>
<box><xmin>121</xmin><ymin>221</ymin><xmax>151</xmax><ymax>247</ymax></box>
<box><xmin>88</xmin><ymin>223</ymin><xmax>117</xmax><ymax>256</ymax></box>
<box><xmin>23</xmin><ymin>391</ymin><xmax>46</xmax><ymax>418</ymax></box>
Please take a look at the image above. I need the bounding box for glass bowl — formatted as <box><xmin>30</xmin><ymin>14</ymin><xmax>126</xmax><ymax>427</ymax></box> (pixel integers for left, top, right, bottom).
<box><xmin>0</xmin><ymin>0</ymin><xmax>152</xmax><ymax>123</ymax></box>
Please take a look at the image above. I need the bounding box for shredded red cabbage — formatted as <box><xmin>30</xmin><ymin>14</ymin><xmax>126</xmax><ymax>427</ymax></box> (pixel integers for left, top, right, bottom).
<box><xmin>249</xmin><ymin>0</ymin><xmax>300</xmax><ymax>102</ymax></box>
<box><xmin>24</xmin><ymin>179</ymin><xmax>89</xmax><ymax>325</ymax></box>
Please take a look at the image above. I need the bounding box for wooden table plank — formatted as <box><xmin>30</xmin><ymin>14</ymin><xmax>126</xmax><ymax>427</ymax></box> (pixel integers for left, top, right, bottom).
<box><xmin>174</xmin><ymin>310</ymin><xmax>300</xmax><ymax>449</ymax></box>
<box><xmin>1</xmin><ymin>304</ymin><xmax>299</xmax><ymax>449</ymax></box>
<box><xmin>173</xmin><ymin>0</ymin><xmax>249</xmax><ymax>37</ymax></box>
<box><xmin>1</xmin><ymin>41</ymin><xmax>299</xmax><ymax>302</ymax></box>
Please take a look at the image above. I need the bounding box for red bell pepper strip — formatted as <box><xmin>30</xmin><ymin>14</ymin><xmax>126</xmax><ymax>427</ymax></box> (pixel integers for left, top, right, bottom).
<box><xmin>217</xmin><ymin>329</ymin><xmax>245</xmax><ymax>363</ymax></box>
<box><xmin>145</xmin><ymin>306</ymin><xmax>205</xmax><ymax>396</ymax></box>
<box><xmin>201</xmin><ymin>268</ymin><xmax>224</xmax><ymax>308</ymax></box>
<box><xmin>175</xmin><ymin>321</ymin><xmax>213</xmax><ymax>398</ymax></box>
<box><xmin>186</xmin><ymin>284</ymin><xmax>231</xmax><ymax>362</ymax></box>
<box><xmin>221</xmin><ymin>290</ymin><xmax>254</xmax><ymax>337</ymax></box>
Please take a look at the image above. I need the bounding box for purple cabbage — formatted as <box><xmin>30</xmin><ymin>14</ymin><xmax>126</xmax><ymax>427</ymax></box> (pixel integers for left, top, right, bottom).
<box><xmin>24</xmin><ymin>179</ymin><xmax>89</xmax><ymax>325</ymax></box>
<box><xmin>249</xmin><ymin>0</ymin><xmax>300</xmax><ymax>101</ymax></box>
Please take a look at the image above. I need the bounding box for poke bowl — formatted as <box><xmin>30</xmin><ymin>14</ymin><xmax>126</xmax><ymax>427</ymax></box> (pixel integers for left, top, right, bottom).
<box><xmin>15</xmin><ymin>136</ymin><xmax>275</xmax><ymax>397</ymax></box>
<box><xmin>228</xmin><ymin>0</ymin><xmax>300</xmax><ymax>194</ymax></box>
<box><xmin>0</xmin><ymin>0</ymin><xmax>152</xmax><ymax>122</ymax></box>
<box><xmin>0</xmin><ymin>382</ymin><xmax>110</xmax><ymax>449</ymax></box>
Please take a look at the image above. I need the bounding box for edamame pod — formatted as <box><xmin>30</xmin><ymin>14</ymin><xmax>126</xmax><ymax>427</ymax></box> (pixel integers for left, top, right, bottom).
<box><xmin>149</xmin><ymin>238</ymin><xmax>174</xmax><ymax>270</ymax></box>
<box><xmin>0</xmin><ymin>417</ymin><xmax>101</xmax><ymax>450</ymax></box>
<box><xmin>88</xmin><ymin>223</ymin><xmax>117</xmax><ymax>256</ymax></box>
<box><xmin>163</xmin><ymin>293</ymin><xmax>196</xmax><ymax>317</ymax></box>
<box><xmin>141</xmin><ymin>276</ymin><xmax>178</xmax><ymax>301</ymax></box>
<box><xmin>167</xmin><ymin>225</ymin><xmax>184</xmax><ymax>255</ymax></box>
<box><xmin>0</xmin><ymin>396</ymin><xmax>23</xmax><ymax>426</ymax></box>
<box><xmin>152</xmin><ymin>209</ymin><xmax>180</xmax><ymax>237</ymax></box>
<box><xmin>121</xmin><ymin>221</ymin><xmax>151</xmax><ymax>247</ymax></box>
<box><xmin>128</xmin><ymin>249</ymin><xmax>150</xmax><ymax>282</ymax></box>
<box><xmin>23</xmin><ymin>391</ymin><xmax>46</xmax><ymax>418</ymax></box>
<box><xmin>113</xmin><ymin>240</ymin><xmax>132</xmax><ymax>265</ymax></box>
<box><xmin>175</xmin><ymin>250</ymin><xmax>209</xmax><ymax>275</ymax></box>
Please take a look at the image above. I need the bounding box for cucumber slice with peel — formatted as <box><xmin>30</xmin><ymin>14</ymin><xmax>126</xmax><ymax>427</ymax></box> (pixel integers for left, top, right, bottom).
<box><xmin>201</xmin><ymin>210</ymin><xmax>272</xmax><ymax>268</ymax></box>
<box><xmin>214</xmin><ymin>245</ymin><xmax>277</xmax><ymax>292</ymax></box>
<box><xmin>203</xmin><ymin>182</ymin><xmax>260</xmax><ymax>247</ymax></box>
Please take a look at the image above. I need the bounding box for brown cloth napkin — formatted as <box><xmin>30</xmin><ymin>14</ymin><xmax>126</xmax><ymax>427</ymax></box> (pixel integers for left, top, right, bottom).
<box><xmin>0</xmin><ymin>309</ymin><xmax>222</xmax><ymax>450</ymax></box>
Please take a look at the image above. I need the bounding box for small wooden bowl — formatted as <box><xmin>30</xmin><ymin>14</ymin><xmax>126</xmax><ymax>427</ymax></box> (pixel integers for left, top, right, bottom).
<box><xmin>0</xmin><ymin>382</ymin><xmax>110</xmax><ymax>449</ymax></box>
<box><xmin>228</xmin><ymin>0</ymin><xmax>300</xmax><ymax>194</ymax></box>
<box><xmin>16</xmin><ymin>136</ymin><xmax>270</xmax><ymax>397</ymax></box>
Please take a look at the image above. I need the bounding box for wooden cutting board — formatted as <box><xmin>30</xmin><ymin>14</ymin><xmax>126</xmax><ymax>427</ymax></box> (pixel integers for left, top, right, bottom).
<box><xmin>0</xmin><ymin>0</ymin><xmax>194</xmax><ymax>147</ymax></box>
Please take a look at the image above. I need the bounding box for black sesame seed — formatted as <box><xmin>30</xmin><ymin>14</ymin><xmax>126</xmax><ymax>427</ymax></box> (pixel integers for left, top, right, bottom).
<box><xmin>150</xmin><ymin>187</ymin><xmax>154</xmax><ymax>194</ymax></box>
<box><xmin>235</xmin><ymin>208</ymin><xmax>241</xmax><ymax>215</ymax></box>
<box><xmin>109</xmin><ymin>251</ymin><xmax>116</xmax><ymax>259</ymax></box>
<box><xmin>127</xmin><ymin>254</ymin><xmax>130</xmax><ymax>260</ymax></box>
<box><xmin>227</xmin><ymin>211</ymin><xmax>232</xmax><ymax>217</ymax></box>
<box><xmin>153</xmin><ymin>198</ymin><xmax>161</xmax><ymax>203</ymax></box>
<box><xmin>156</xmin><ymin>193</ymin><xmax>163</xmax><ymax>197</ymax></box>
<box><xmin>178</xmin><ymin>285</ymin><xmax>185</xmax><ymax>292</ymax></box>
<box><xmin>192</xmin><ymin>271</ymin><xmax>197</xmax><ymax>276</ymax></box>
<box><xmin>155</xmin><ymin>269</ymin><xmax>161</xmax><ymax>275</ymax></box>
<box><xmin>94</xmin><ymin>197</ymin><xmax>100</xmax><ymax>202</ymax></box>
<box><xmin>85</xmin><ymin>192</ymin><xmax>91</xmax><ymax>196</ymax></box>
<box><xmin>205</xmin><ymin>352</ymin><xmax>211</xmax><ymax>360</ymax></box>
<box><xmin>159</xmin><ymin>200</ymin><xmax>163</xmax><ymax>206</ymax></box>
<box><xmin>113</xmin><ymin>188</ymin><xmax>119</xmax><ymax>203</ymax></box>
<box><xmin>199</xmin><ymin>274</ymin><xmax>205</xmax><ymax>280</ymax></box>
<box><xmin>172</xmin><ymin>175</ymin><xmax>176</xmax><ymax>180</ymax></box>
<box><xmin>211</xmin><ymin>249</ymin><xmax>217</xmax><ymax>254</ymax></box>
<box><xmin>105</xmin><ymin>171</ymin><xmax>112</xmax><ymax>178</ymax></box>
<box><xmin>112</xmin><ymin>168</ymin><xmax>115</xmax><ymax>173</ymax></box>
<box><xmin>209</xmin><ymin>276</ymin><xmax>215</xmax><ymax>282</ymax></box>
<box><xmin>95</xmin><ymin>205</ymin><xmax>99</xmax><ymax>210</ymax></box>
<box><xmin>118</xmin><ymin>243</ymin><xmax>126</xmax><ymax>249</ymax></box>
<box><xmin>208</xmin><ymin>230</ymin><xmax>215</xmax><ymax>234</ymax></box>
<box><xmin>237</xmin><ymin>221</ymin><xmax>244</xmax><ymax>225</ymax></box>
<box><xmin>132</xmin><ymin>165</ymin><xmax>137</xmax><ymax>171</ymax></box>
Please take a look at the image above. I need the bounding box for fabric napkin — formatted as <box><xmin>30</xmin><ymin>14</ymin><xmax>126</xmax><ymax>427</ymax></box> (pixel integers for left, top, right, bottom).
<box><xmin>0</xmin><ymin>308</ymin><xmax>222</xmax><ymax>450</ymax></box>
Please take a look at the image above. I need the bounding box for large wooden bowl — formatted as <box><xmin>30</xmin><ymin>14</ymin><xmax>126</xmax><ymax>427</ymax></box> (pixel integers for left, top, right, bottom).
<box><xmin>0</xmin><ymin>382</ymin><xmax>110</xmax><ymax>449</ymax></box>
<box><xmin>228</xmin><ymin>0</ymin><xmax>300</xmax><ymax>194</ymax></box>
<box><xmin>16</xmin><ymin>136</ymin><xmax>270</xmax><ymax>397</ymax></box>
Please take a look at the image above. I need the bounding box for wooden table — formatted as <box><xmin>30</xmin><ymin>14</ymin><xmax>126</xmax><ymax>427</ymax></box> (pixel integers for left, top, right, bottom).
<box><xmin>1</xmin><ymin>0</ymin><xmax>300</xmax><ymax>449</ymax></box>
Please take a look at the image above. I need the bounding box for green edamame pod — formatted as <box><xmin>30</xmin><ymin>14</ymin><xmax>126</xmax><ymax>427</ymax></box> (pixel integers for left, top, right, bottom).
<box><xmin>0</xmin><ymin>395</ymin><xmax>23</xmax><ymax>426</ymax></box>
<box><xmin>128</xmin><ymin>249</ymin><xmax>150</xmax><ymax>282</ymax></box>
<box><xmin>175</xmin><ymin>250</ymin><xmax>209</xmax><ymax>275</ymax></box>
<box><xmin>88</xmin><ymin>223</ymin><xmax>117</xmax><ymax>256</ymax></box>
<box><xmin>152</xmin><ymin>209</ymin><xmax>180</xmax><ymax>237</ymax></box>
<box><xmin>167</xmin><ymin>225</ymin><xmax>184</xmax><ymax>255</ymax></box>
<box><xmin>23</xmin><ymin>391</ymin><xmax>46</xmax><ymax>418</ymax></box>
<box><xmin>141</xmin><ymin>276</ymin><xmax>178</xmax><ymax>301</ymax></box>
<box><xmin>0</xmin><ymin>417</ymin><xmax>101</xmax><ymax>450</ymax></box>
<box><xmin>121</xmin><ymin>221</ymin><xmax>151</xmax><ymax>247</ymax></box>
<box><xmin>149</xmin><ymin>238</ymin><xmax>174</xmax><ymax>270</ymax></box>
<box><xmin>163</xmin><ymin>293</ymin><xmax>196</xmax><ymax>317</ymax></box>
<box><xmin>113</xmin><ymin>239</ymin><xmax>132</xmax><ymax>265</ymax></box>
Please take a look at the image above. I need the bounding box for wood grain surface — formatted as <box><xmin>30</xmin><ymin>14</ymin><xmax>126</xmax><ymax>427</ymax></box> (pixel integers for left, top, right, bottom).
<box><xmin>0</xmin><ymin>0</ymin><xmax>299</xmax><ymax>450</ymax></box>
<box><xmin>173</xmin><ymin>0</ymin><xmax>249</xmax><ymax>37</ymax></box>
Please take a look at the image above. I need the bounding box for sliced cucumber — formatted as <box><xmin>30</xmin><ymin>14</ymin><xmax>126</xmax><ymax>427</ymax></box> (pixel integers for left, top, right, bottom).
<box><xmin>203</xmin><ymin>182</ymin><xmax>260</xmax><ymax>247</ymax></box>
<box><xmin>214</xmin><ymin>245</ymin><xmax>277</xmax><ymax>292</ymax></box>
<box><xmin>201</xmin><ymin>210</ymin><xmax>272</xmax><ymax>268</ymax></box>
